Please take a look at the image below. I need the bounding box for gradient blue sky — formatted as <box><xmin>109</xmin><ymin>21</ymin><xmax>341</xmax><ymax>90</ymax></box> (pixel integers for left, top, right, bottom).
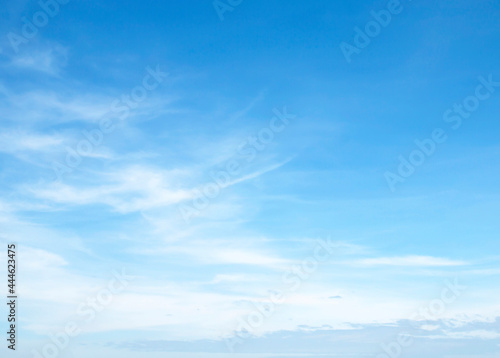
<box><xmin>1</xmin><ymin>0</ymin><xmax>500</xmax><ymax>357</ymax></box>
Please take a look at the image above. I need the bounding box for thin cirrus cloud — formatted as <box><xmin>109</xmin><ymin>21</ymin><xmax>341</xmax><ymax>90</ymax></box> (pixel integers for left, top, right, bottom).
<box><xmin>28</xmin><ymin>166</ymin><xmax>194</xmax><ymax>213</ymax></box>
<box><xmin>0</xmin><ymin>130</ymin><xmax>65</xmax><ymax>153</ymax></box>
<box><xmin>8</xmin><ymin>46</ymin><xmax>68</xmax><ymax>75</ymax></box>
<box><xmin>354</xmin><ymin>255</ymin><xmax>468</xmax><ymax>267</ymax></box>
<box><xmin>149</xmin><ymin>244</ymin><xmax>291</xmax><ymax>268</ymax></box>
<box><xmin>1</xmin><ymin>90</ymin><xmax>115</xmax><ymax>124</ymax></box>
<box><xmin>26</xmin><ymin>156</ymin><xmax>292</xmax><ymax>214</ymax></box>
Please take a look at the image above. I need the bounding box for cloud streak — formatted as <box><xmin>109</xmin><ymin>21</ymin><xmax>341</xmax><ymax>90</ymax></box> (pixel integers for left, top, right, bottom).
<box><xmin>354</xmin><ymin>256</ymin><xmax>467</xmax><ymax>267</ymax></box>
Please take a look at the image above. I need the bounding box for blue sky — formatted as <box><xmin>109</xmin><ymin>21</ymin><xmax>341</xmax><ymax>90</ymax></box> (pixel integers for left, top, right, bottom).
<box><xmin>1</xmin><ymin>0</ymin><xmax>500</xmax><ymax>357</ymax></box>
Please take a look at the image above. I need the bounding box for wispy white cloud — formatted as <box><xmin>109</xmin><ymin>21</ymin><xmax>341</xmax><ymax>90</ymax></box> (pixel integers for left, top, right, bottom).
<box><xmin>30</xmin><ymin>165</ymin><xmax>193</xmax><ymax>213</ymax></box>
<box><xmin>226</xmin><ymin>158</ymin><xmax>292</xmax><ymax>187</ymax></box>
<box><xmin>137</xmin><ymin>238</ymin><xmax>291</xmax><ymax>268</ymax></box>
<box><xmin>2</xmin><ymin>90</ymin><xmax>114</xmax><ymax>123</ymax></box>
<box><xmin>353</xmin><ymin>255</ymin><xmax>467</xmax><ymax>267</ymax></box>
<box><xmin>443</xmin><ymin>330</ymin><xmax>500</xmax><ymax>340</ymax></box>
<box><xmin>228</xmin><ymin>90</ymin><xmax>267</xmax><ymax>121</ymax></box>
<box><xmin>8</xmin><ymin>45</ymin><xmax>68</xmax><ymax>75</ymax></box>
<box><xmin>0</xmin><ymin>130</ymin><xmax>65</xmax><ymax>153</ymax></box>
